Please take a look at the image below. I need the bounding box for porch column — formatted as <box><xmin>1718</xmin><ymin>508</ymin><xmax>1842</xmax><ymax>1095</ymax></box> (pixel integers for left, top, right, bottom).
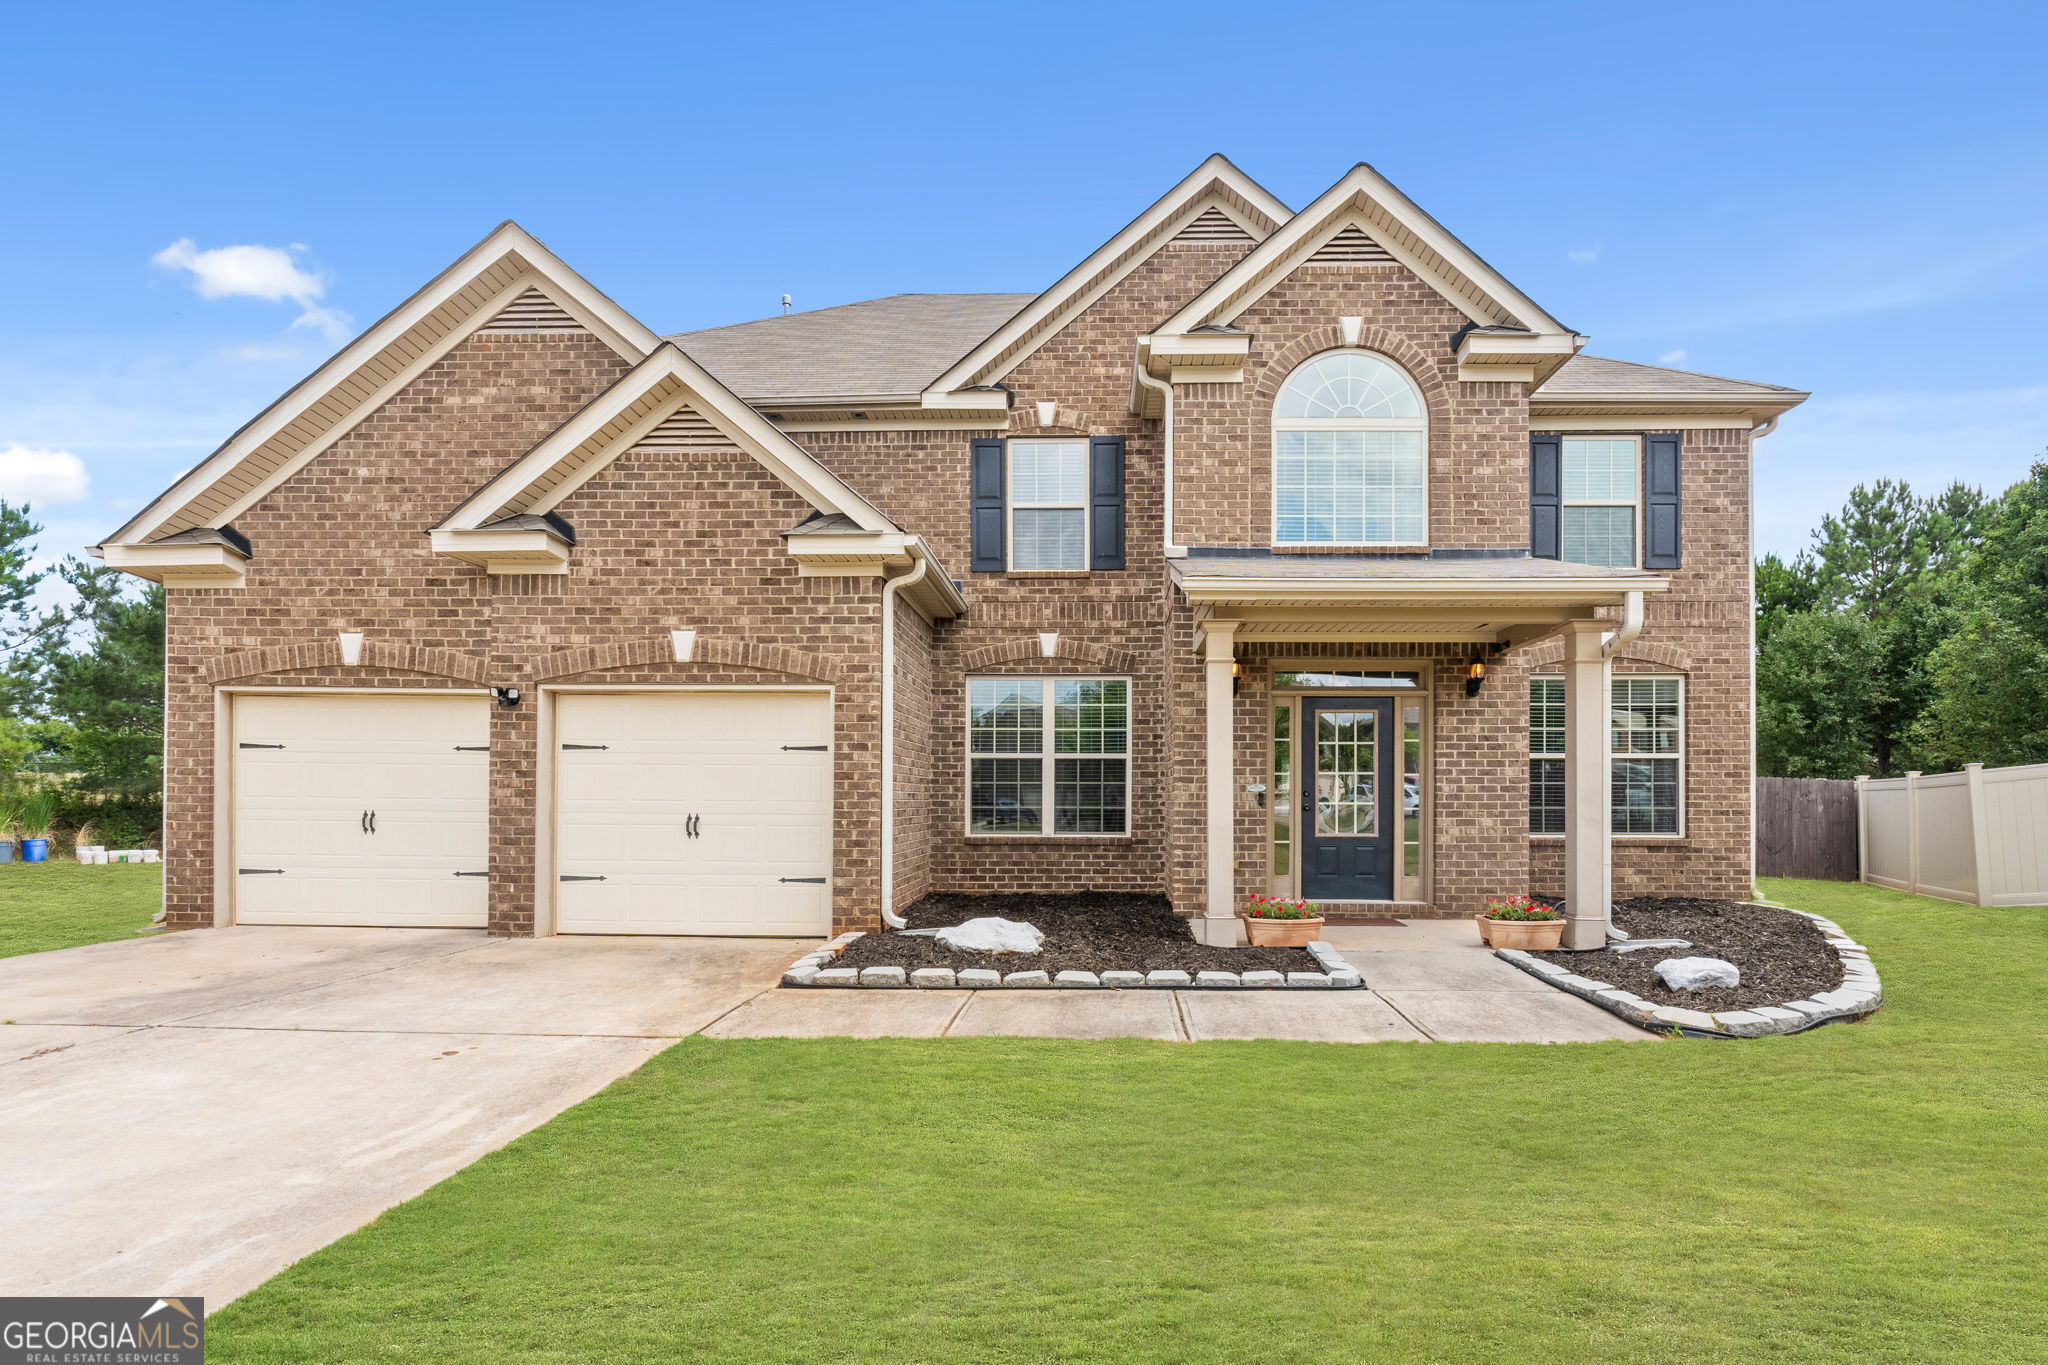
<box><xmin>1200</xmin><ymin>620</ymin><xmax>1241</xmax><ymax>946</ymax></box>
<box><xmin>1561</xmin><ymin>620</ymin><xmax>1612</xmax><ymax>950</ymax></box>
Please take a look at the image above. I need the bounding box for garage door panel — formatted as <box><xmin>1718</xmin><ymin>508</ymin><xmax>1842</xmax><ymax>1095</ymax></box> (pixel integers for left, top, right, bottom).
<box><xmin>554</xmin><ymin>692</ymin><xmax>831</xmax><ymax>937</ymax></box>
<box><xmin>232</xmin><ymin>694</ymin><xmax>490</xmax><ymax>929</ymax></box>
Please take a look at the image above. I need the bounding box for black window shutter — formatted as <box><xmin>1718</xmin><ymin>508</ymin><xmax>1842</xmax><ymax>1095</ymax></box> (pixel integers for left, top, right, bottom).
<box><xmin>1529</xmin><ymin>433</ymin><xmax>1562</xmax><ymax>559</ymax></box>
<box><xmin>1643</xmin><ymin>433</ymin><xmax>1683</xmax><ymax>569</ymax></box>
<box><xmin>970</xmin><ymin>438</ymin><xmax>1006</xmax><ymax>572</ymax></box>
<box><xmin>1089</xmin><ymin>436</ymin><xmax>1126</xmax><ymax>572</ymax></box>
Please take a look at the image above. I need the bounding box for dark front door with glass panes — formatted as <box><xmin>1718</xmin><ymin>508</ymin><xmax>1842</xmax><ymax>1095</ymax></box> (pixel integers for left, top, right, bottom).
<box><xmin>1300</xmin><ymin>697</ymin><xmax>1397</xmax><ymax>901</ymax></box>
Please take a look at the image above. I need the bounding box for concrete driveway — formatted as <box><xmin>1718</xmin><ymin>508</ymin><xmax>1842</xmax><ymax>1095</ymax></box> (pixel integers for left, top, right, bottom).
<box><xmin>0</xmin><ymin>926</ymin><xmax>793</xmax><ymax>1307</ymax></box>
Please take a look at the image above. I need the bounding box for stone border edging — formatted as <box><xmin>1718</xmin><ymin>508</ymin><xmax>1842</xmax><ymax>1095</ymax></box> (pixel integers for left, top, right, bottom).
<box><xmin>1492</xmin><ymin>906</ymin><xmax>1881</xmax><ymax>1038</ymax></box>
<box><xmin>778</xmin><ymin>933</ymin><xmax>1363</xmax><ymax>990</ymax></box>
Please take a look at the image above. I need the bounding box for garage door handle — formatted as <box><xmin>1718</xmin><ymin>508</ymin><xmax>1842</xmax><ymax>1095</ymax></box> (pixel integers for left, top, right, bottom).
<box><xmin>686</xmin><ymin>814</ymin><xmax>699</xmax><ymax>838</ymax></box>
<box><xmin>779</xmin><ymin>877</ymin><xmax>827</xmax><ymax>884</ymax></box>
<box><xmin>239</xmin><ymin>868</ymin><xmax>285</xmax><ymax>875</ymax></box>
<box><xmin>560</xmin><ymin>875</ymin><xmax>606</xmax><ymax>882</ymax></box>
<box><xmin>781</xmin><ymin>745</ymin><xmax>828</xmax><ymax>751</ymax></box>
<box><xmin>562</xmin><ymin>744</ymin><xmax>608</xmax><ymax>751</ymax></box>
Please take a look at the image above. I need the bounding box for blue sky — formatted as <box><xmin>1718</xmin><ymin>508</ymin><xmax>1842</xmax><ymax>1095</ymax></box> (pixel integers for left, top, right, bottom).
<box><xmin>5</xmin><ymin>0</ymin><xmax>2045</xmax><ymax>567</ymax></box>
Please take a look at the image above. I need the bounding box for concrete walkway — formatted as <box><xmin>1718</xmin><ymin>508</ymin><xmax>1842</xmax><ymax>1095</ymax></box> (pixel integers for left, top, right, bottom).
<box><xmin>704</xmin><ymin>917</ymin><xmax>1651</xmax><ymax>1044</ymax></box>
<box><xmin>0</xmin><ymin>917</ymin><xmax>1641</xmax><ymax>1306</ymax></box>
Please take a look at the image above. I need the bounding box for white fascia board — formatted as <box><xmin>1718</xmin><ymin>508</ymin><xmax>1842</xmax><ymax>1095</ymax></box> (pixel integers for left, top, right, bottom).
<box><xmin>1176</xmin><ymin>574</ymin><xmax>1670</xmax><ymax>607</ymax></box>
<box><xmin>919</xmin><ymin>389</ymin><xmax>1013</xmax><ymax>410</ymax></box>
<box><xmin>101</xmin><ymin>542</ymin><xmax>248</xmax><ymax>588</ymax></box>
<box><xmin>1155</xmin><ymin>164</ymin><xmax>1572</xmax><ymax>339</ymax></box>
<box><xmin>429</xmin><ymin>527</ymin><xmax>572</xmax><ymax>573</ymax></box>
<box><xmin>102</xmin><ymin>221</ymin><xmax>662</xmax><ymax>550</ymax></box>
<box><xmin>921</xmin><ymin>155</ymin><xmax>1290</xmax><ymax>396</ymax></box>
<box><xmin>448</xmin><ymin>345</ymin><xmax>899</xmax><ymax>535</ymax></box>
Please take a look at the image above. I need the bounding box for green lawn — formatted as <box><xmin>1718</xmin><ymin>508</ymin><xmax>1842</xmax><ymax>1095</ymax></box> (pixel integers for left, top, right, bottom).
<box><xmin>0</xmin><ymin>858</ymin><xmax>163</xmax><ymax>958</ymax></box>
<box><xmin>212</xmin><ymin>879</ymin><xmax>2048</xmax><ymax>1364</ymax></box>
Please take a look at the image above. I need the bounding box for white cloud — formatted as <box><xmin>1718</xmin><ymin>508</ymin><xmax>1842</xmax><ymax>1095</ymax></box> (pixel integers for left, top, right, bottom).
<box><xmin>1566</xmin><ymin>243</ymin><xmax>1602</xmax><ymax>265</ymax></box>
<box><xmin>0</xmin><ymin>445</ymin><xmax>90</xmax><ymax>505</ymax></box>
<box><xmin>1657</xmin><ymin>348</ymin><xmax>1688</xmax><ymax>365</ymax></box>
<box><xmin>152</xmin><ymin>238</ymin><xmax>355</xmax><ymax>340</ymax></box>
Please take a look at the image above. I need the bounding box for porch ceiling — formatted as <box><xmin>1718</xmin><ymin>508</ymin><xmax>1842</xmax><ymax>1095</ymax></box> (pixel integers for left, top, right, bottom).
<box><xmin>1173</xmin><ymin>554</ymin><xmax>1667</xmax><ymax>643</ymax></box>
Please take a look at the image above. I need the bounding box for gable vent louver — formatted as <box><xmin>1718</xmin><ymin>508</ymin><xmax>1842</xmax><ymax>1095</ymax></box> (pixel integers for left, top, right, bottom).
<box><xmin>1172</xmin><ymin>207</ymin><xmax>1255</xmax><ymax>243</ymax></box>
<box><xmin>479</xmin><ymin>287</ymin><xmax>586</xmax><ymax>332</ymax></box>
<box><xmin>634</xmin><ymin>405</ymin><xmax>729</xmax><ymax>450</ymax></box>
<box><xmin>1307</xmin><ymin>226</ymin><xmax>1395</xmax><ymax>264</ymax></box>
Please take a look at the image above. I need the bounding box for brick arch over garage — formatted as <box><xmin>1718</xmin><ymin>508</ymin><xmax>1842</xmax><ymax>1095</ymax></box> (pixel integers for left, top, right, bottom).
<box><xmin>1519</xmin><ymin>637</ymin><xmax>1693</xmax><ymax>672</ymax></box>
<box><xmin>957</xmin><ymin>638</ymin><xmax>1142</xmax><ymax>674</ymax></box>
<box><xmin>533</xmin><ymin>636</ymin><xmax>845</xmax><ymax>684</ymax></box>
<box><xmin>204</xmin><ymin>640</ymin><xmax>492</xmax><ymax>685</ymax></box>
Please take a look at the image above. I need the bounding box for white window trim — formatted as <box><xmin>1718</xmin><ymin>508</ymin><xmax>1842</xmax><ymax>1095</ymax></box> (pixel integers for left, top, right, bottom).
<box><xmin>965</xmin><ymin>675</ymin><xmax>1132</xmax><ymax>838</ymax></box>
<box><xmin>1527</xmin><ymin>673</ymin><xmax>1687</xmax><ymax>839</ymax></box>
<box><xmin>1559</xmin><ymin>435</ymin><xmax>1643</xmax><ymax>569</ymax></box>
<box><xmin>1006</xmin><ymin>439</ymin><xmax>1090</xmax><ymax>572</ymax></box>
<box><xmin>1271</xmin><ymin>351</ymin><xmax>1430</xmax><ymax>548</ymax></box>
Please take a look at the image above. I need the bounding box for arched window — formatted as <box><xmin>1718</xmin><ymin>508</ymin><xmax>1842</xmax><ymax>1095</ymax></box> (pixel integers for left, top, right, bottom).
<box><xmin>1272</xmin><ymin>351</ymin><xmax>1427</xmax><ymax>545</ymax></box>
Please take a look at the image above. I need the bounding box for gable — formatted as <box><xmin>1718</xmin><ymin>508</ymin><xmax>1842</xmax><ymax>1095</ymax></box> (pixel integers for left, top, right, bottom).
<box><xmin>98</xmin><ymin>222</ymin><xmax>660</xmax><ymax>558</ymax></box>
<box><xmin>1146</xmin><ymin>164</ymin><xmax>1583</xmax><ymax>388</ymax></box>
<box><xmin>921</xmin><ymin>155</ymin><xmax>1289</xmax><ymax>402</ymax></box>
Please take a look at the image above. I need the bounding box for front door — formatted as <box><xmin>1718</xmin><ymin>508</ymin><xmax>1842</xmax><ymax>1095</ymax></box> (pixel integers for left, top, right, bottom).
<box><xmin>1300</xmin><ymin>696</ymin><xmax>1396</xmax><ymax>902</ymax></box>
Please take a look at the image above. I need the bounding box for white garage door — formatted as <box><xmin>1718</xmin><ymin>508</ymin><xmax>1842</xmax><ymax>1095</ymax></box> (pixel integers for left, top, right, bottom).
<box><xmin>232</xmin><ymin>693</ymin><xmax>490</xmax><ymax>928</ymax></box>
<box><xmin>553</xmin><ymin>691</ymin><xmax>832</xmax><ymax>936</ymax></box>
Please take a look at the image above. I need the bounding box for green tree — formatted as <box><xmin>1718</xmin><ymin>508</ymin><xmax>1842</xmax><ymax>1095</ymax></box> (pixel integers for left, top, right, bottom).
<box><xmin>37</xmin><ymin>558</ymin><xmax>165</xmax><ymax>802</ymax></box>
<box><xmin>0</xmin><ymin>500</ymin><xmax>45</xmax><ymax>718</ymax></box>
<box><xmin>1757</xmin><ymin>610</ymin><xmax>1887</xmax><ymax>778</ymax></box>
<box><xmin>1809</xmin><ymin>479</ymin><xmax>1929</xmax><ymax>618</ymax></box>
<box><xmin>1755</xmin><ymin>551</ymin><xmax>1823</xmax><ymax>651</ymax></box>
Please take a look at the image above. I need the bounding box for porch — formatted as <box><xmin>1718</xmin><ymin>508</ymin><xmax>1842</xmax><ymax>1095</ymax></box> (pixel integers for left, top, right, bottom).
<box><xmin>1175</xmin><ymin>554</ymin><xmax>1669</xmax><ymax>947</ymax></box>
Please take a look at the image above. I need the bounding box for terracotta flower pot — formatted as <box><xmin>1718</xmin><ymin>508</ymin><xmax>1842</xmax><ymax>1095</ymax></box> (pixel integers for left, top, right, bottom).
<box><xmin>1243</xmin><ymin>915</ymin><xmax>1325</xmax><ymax>947</ymax></box>
<box><xmin>1477</xmin><ymin>914</ymin><xmax>1566</xmax><ymax>950</ymax></box>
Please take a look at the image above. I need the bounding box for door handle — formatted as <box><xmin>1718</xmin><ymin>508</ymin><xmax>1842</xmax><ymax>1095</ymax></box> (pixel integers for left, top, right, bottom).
<box><xmin>368</xmin><ymin>811</ymin><xmax>377</xmax><ymax>834</ymax></box>
<box><xmin>361</xmin><ymin>810</ymin><xmax>370</xmax><ymax>833</ymax></box>
<box><xmin>686</xmin><ymin>814</ymin><xmax>700</xmax><ymax>838</ymax></box>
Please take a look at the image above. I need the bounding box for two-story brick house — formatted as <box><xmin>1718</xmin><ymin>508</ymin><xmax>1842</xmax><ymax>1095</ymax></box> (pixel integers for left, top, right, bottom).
<box><xmin>97</xmin><ymin>157</ymin><xmax>1804</xmax><ymax>951</ymax></box>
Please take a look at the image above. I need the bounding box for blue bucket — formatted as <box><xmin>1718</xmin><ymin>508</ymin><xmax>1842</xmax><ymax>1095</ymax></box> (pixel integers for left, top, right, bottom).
<box><xmin>21</xmin><ymin>839</ymin><xmax>48</xmax><ymax>863</ymax></box>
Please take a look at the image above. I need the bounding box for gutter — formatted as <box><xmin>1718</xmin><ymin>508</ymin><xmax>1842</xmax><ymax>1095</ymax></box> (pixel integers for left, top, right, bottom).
<box><xmin>1132</xmin><ymin>360</ymin><xmax>1186</xmax><ymax>558</ymax></box>
<box><xmin>1601</xmin><ymin>589</ymin><xmax>1645</xmax><ymax>660</ymax></box>
<box><xmin>877</xmin><ymin>553</ymin><xmax>933</xmax><ymax>930</ymax></box>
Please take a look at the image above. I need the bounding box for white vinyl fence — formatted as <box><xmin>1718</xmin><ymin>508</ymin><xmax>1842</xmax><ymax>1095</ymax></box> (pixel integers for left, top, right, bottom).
<box><xmin>1858</xmin><ymin>763</ymin><xmax>2048</xmax><ymax>906</ymax></box>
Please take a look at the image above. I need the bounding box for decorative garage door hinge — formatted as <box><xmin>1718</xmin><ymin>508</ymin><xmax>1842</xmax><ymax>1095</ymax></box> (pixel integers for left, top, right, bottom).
<box><xmin>238</xmin><ymin>742</ymin><xmax>286</xmax><ymax>749</ymax></box>
<box><xmin>453</xmin><ymin>745</ymin><xmax>489</xmax><ymax>751</ymax></box>
<box><xmin>779</xmin><ymin>877</ymin><xmax>827</xmax><ymax>884</ymax></box>
<box><xmin>452</xmin><ymin>871</ymin><xmax>489</xmax><ymax>877</ymax></box>
<box><xmin>781</xmin><ymin>745</ymin><xmax>829</xmax><ymax>751</ymax></box>
<box><xmin>559</xmin><ymin>874</ymin><xmax>606</xmax><ymax>882</ymax></box>
<box><xmin>561</xmin><ymin>744</ymin><xmax>608</xmax><ymax>750</ymax></box>
<box><xmin>238</xmin><ymin>868</ymin><xmax>285</xmax><ymax>875</ymax></box>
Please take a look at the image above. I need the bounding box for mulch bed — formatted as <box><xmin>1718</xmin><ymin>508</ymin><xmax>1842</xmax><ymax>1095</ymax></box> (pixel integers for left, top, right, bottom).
<box><xmin>1526</xmin><ymin>896</ymin><xmax>1844</xmax><ymax>1012</ymax></box>
<box><xmin>832</xmin><ymin>891</ymin><xmax>1318</xmax><ymax>976</ymax></box>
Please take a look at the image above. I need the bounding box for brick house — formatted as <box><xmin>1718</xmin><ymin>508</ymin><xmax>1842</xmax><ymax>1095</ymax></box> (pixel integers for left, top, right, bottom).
<box><xmin>97</xmin><ymin>157</ymin><xmax>1805</xmax><ymax>950</ymax></box>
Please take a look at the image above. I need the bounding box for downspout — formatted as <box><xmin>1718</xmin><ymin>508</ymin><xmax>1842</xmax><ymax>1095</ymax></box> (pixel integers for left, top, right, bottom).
<box><xmin>1601</xmin><ymin>589</ymin><xmax>1645</xmax><ymax>660</ymax></box>
<box><xmin>877</xmin><ymin>553</ymin><xmax>931</xmax><ymax>929</ymax></box>
<box><xmin>1133</xmin><ymin>360</ymin><xmax>1185</xmax><ymax>558</ymax></box>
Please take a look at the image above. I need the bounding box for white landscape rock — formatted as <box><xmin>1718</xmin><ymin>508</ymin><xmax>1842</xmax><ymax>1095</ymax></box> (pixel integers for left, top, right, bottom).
<box><xmin>1054</xmin><ymin>970</ymin><xmax>1101</xmax><ymax>988</ymax></box>
<box><xmin>1145</xmin><ymin>970</ymin><xmax>1192</xmax><ymax>988</ymax></box>
<box><xmin>1002</xmin><ymin>970</ymin><xmax>1051</xmax><ymax>988</ymax></box>
<box><xmin>1100</xmin><ymin>971</ymin><xmax>1147</xmax><ymax>989</ymax></box>
<box><xmin>1653</xmin><ymin>956</ymin><xmax>1741</xmax><ymax>991</ymax></box>
<box><xmin>1239</xmin><ymin>970</ymin><xmax>1285</xmax><ymax>989</ymax></box>
<box><xmin>934</xmin><ymin>917</ymin><xmax>1045</xmax><ymax>954</ymax></box>
<box><xmin>955</xmin><ymin>968</ymin><xmax>1002</xmax><ymax>989</ymax></box>
<box><xmin>909</xmin><ymin>967</ymin><xmax>957</xmax><ymax>989</ymax></box>
<box><xmin>859</xmin><ymin>966</ymin><xmax>907</xmax><ymax>988</ymax></box>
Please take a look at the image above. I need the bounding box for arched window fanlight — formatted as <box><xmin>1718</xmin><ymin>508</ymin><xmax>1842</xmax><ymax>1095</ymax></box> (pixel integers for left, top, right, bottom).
<box><xmin>1272</xmin><ymin>351</ymin><xmax>1427</xmax><ymax>545</ymax></box>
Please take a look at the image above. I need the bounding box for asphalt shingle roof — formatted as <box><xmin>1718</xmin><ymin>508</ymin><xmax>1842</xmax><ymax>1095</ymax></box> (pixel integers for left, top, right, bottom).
<box><xmin>666</xmin><ymin>294</ymin><xmax>1034</xmax><ymax>402</ymax></box>
<box><xmin>666</xmin><ymin>294</ymin><xmax>1800</xmax><ymax>404</ymax></box>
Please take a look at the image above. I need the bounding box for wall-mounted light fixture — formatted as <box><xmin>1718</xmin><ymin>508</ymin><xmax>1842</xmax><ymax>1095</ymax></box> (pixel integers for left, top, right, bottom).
<box><xmin>1464</xmin><ymin>654</ymin><xmax>1487</xmax><ymax>698</ymax></box>
<box><xmin>492</xmin><ymin>686</ymin><xmax>522</xmax><ymax>708</ymax></box>
<box><xmin>1232</xmin><ymin>659</ymin><xmax>1243</xmax><ymax>698</ymax></box>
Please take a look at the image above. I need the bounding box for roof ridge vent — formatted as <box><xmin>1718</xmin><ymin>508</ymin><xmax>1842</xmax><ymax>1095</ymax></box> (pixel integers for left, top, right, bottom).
<box><xmin>479</xmin><ymin>286</ymin><xmax>586</xmax><ymax>332</ymax></box>
<box><xmin>1172</xmin><ymin>207</ymin><xmax>1255</xmax><ymax>243</ymax></box>
<box><xmin>1307</xmin><ymin>225</ymin><xmax>1394</xmax><ymax>264</ymax></box>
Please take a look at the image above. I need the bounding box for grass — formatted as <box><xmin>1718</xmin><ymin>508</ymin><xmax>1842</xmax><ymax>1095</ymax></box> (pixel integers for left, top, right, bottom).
<box><xmin>209</xmin><ymin>878</ymin><xmax>2048</xmax><ymax>1364</ymax></box>
<box><xmin>0</xmin><ymin>858</ymin><xmax>162</xmax><ymax>958</ymax></box>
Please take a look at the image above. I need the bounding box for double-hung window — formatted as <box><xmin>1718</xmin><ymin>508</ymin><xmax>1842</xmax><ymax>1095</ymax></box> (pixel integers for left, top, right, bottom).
<box><xmin>969</xmin><ymin>677</ymin><xmax>1128</xmax><ymax>834</ymax></box>
<box><xmin>1272</xmin><ymin>351</ymin><xmax>1428</xmax><ymax>546</ymax></box>
<box><xmin>1007</xmin><ymin>440</ymin><xmax>1089</xmax><ymax>570</ymax></box>
<box><xmin>1528</xmin><ymin>676</ymin><xmax>1683</xmax><ymax>835</ymax></box>
<box><xmin>1560</xmin><ymin>437</ymin><xmax>1640</xmax><ymax>567</ymax></box>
